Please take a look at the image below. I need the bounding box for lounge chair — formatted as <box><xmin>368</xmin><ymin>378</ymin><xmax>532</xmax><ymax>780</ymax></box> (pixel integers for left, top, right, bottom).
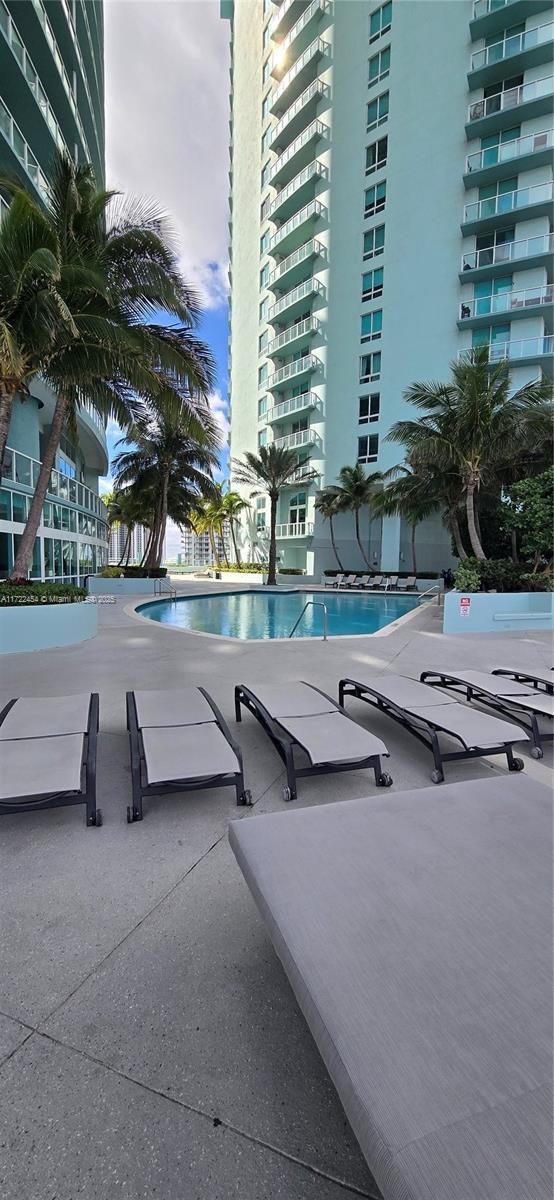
<box><xmin>341</xmin><ymin>574</ymin><xmax>358</xmax><ymax>588</ymax></box>
<box><xmin>338</xmin><ymin>673</ymin><xmax>527</xmax><ymax>782</ymax></box>
<box><xmin>384</xmin><ymin>574</ymin><xmax>399</xmax><ymax>590</ymax></box>
<box><xmin>420</xmin><ymin>669</ymin><xmax>554</xmax><ymax>760</ymax></box>
<box><xmin>126</xmin><ymin>687</ymin><xmax>251</xmax><ymax>822</ymax></box>
<box><xmin>493</xmin><ymin>666</ymin><xmax>554</xmax><ymax>693</ymax></box>
<box><xmin>324</xmin><ymin>573</ymin><xmax>344</xmax><ymax>588</ymax></box>
<box><xmin>234</xmin><ymin>681</ymin><xmax>392</xmax><ymax>800</ymax></box>
<box><xmin>404</xmin><ymin>576</ymin><xmax>418</xmax><ymax>591</ymax></box>
<box><xmin>367</xmin><ymin>574</ymin><xmax>383</xmax><ymax>590</ymax></box>
<box><xmin>351</xmin><ymin>574</ymin><xmax>371</xmax><ymax>589</ymax></box>
<box><xmin>0</xmin><ymin>693</ymin><xmax>100</xmax><ymax>826</ymax></box>
<box><xmin>229</xmin><ymin>773</ymin><xmax>552</xmax><ymax>1200</ymax></box>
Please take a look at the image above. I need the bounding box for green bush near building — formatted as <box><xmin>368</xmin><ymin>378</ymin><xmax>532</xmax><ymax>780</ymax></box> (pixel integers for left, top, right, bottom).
<box><xmin>454</xmin><ymin>558</ymin><xmax>553</xmax><ymax>593</ymax></box>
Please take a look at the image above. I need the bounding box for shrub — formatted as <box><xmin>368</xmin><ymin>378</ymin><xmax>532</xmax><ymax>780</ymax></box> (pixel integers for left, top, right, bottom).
<box><xmin>454</xmin><ymin>562</ymin><xmax>481</xmax><ymax>593</ymax></box>
<box><xmin>100</xmin><ymin>566</ymin><xmax>124</xmax><ymax>578</ymax></box>
<box><xmin>519</xmin><ymin>571</ymin><xmax>554</xmax><ymax>593</ymax></box>
<box><xmin>0</xmin><ymin>582</ymin><xmax>86</xmax><ymax>606</ymax></box>
<box><xmin>455</xmin><ymin>558</ymin><xmax>553</xmax><ymax>593</ymax></box>
<box><xmin>218</xmin><ymin>563</ymin><xmax>268</xmax><ymax>573</ymax></box>
<box><xmin>278</xmin><ymin>567</ymin><xmax>304</xmax><ymax>575</ymax></box>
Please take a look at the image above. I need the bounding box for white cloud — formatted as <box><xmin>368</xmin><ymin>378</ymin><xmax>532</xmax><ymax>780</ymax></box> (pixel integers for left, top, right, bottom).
<box><xmin>209</xmin><ymin>388</ymin><xmax>230</xmax><ymax>442</ymax></box>
<box><xmin>105</xmin><ymin>0</ymin><xmax>230</xmax><ymax>308</ymax></box>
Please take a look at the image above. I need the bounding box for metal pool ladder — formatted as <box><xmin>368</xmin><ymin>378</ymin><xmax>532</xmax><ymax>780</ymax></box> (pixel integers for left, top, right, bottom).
<box><xmin>288</xmin><ymin>601</ymin><xmax>328</xmax><ymax>641</ymax></box>
<box><xmin>153</xmin><ymin>578</ymin><xmax>177</xmax><ymax>604</ymax></box>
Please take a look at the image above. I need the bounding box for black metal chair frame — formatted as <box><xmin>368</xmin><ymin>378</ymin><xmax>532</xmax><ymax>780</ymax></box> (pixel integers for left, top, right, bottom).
<box><xmin>420</xmin><ymin>670</ymin><xmax>552</xmax><ymax>760</ymax></box>
<box><xmin>0</xmin><ymin>693</ymin><xmax>100</xmax><ymax>826</ymax></box>
<box><xmin>492</xmin><ymin>668</ymin><xmax>554</xmax><ymax>695</ymax></box>
<box><xmin>338</xmin><ymin>677</ymin><xmax>525</xmax><ymax>784</ymax></box>
<box><xmin>234</xmin><ymin>681</ymin><xmax>392</xmax><ymax>801</ymax></box>
<box><xmin>126</xmin><ymin>688</ymin><xmax>251</xmax><ymax>822</ymax></box>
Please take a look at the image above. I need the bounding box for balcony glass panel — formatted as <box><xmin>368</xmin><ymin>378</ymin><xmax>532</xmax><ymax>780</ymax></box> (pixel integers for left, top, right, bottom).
<box><xmin>460</xmin><ymin>283</ymin><xmax>554</xmax><ymax>319</ymax></box>
<box><xmin>463</xmin><ymin>179</ymin><xmax>553</xmax><ymax>222</ymax></box>
<box><xmin>465</xmin><ymin>127</ymin><xmax>553</xmax><ymax>173</ymax></box>
<box><xmin>467</xmin><ymin>74</ymin><xmax>554</xmax><ymax>122</ymax></box>
<box><xmin>470</xmin><ymin>20</ymin><xmax>553</xmax><ymax>71</ymax></box>
<box><xmin>461</xmin><ymin>231</ymin><xmax>554</xmax><ymax>270</ymax></box>
<box><xmin>268</xmin><ymin>278</ymin><xmax>323</xmax><ymax>320</ymax></box>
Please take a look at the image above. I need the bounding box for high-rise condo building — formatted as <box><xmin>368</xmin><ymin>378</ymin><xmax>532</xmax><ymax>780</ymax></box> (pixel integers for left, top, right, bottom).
<box><xmin>0</xmin><ymin>0</ymin><xmax>108</xmax><ymax>583</ymax></box>
<box><xmin>221</xmin><ymin>0</ymin><xmax>553</xmax><ymax>576</ymax></box>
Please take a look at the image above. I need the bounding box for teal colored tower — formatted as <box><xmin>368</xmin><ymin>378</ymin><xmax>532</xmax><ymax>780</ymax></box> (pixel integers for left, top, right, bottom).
<box><xmin>0</xmin><ymin>0</ymin><xmax>108</xmax><ymax>582</ymax></box>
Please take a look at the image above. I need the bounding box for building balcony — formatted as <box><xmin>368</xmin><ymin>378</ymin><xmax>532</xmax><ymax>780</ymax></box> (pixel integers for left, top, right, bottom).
<box><xmin>269</xmin><ymin>200</ymin><xmax>325</xmax><ymax>257</ymax></box>
<box><xmin>268</xmin><ymin>237</ymin><xmax>324</xmax><ymax>291</ymax></box>
<box><xmin>464</xmin><ymin>127</ymin><xmax>553</xmax><ymax>187</ymax></box>
<box><xmin>267</xmin><ymin>317</ymin><xmax>319</xmax><ymax>357</ymax></box>
<box><xmin>470</xmin><ymin>0</ymin><xmax>547</xmax><ymax>42</ymax></box>
<box><xmin>466</xmin><ymin>74</ymin><xmax>554</xmax><ymax>137</ymax></box>
<box><xmin>267</xmin><ymin>390</ymin><xmax>320</xmax><ymax>422</ymax></box>
<box><xmin>274</xmin><ymin>426</ymin><xmax>319</xmax><ymax>450</ymax></box>
<box><xmin>275</xmin><ymin>521</ymin><xmax>315</xmax><ymax>539</ymax></box>
<box><xmin>461</xmin><ymin>180</ymin><xmax>554</xmax><ymax>235</ymax></box>
<box><xmin>269</xmin><ymin>119</ymin><xmax>328</xmax><ymax>188</ymax></box>
<box><xmin>270</xmin><ymin>37</ymin><xmax>330</xmax><ymax>115</ymax></box>
<box><xmin>270</xmin><ymin>0</ymin><xmax>311</xmax><ymax>41</ymax></box>
<box><xmin>468</xmin><ymin>20</ymin><xmax>554</xmax><ymax>88</ymax></box>
<box><xmin>281</xmin><ymin>465</ymin><xmax>321</xmax><ymax>487</ymax></box>
<box><xmin>2</xmin><ymin>445</ymin><xmax>108</xmax><ymax>522</ymax></box>
<box><xmin>459</xmin><ymin>335</ymin><xmax>554</xmax><ymax>372</ymax></box>
<box><xmin>460</xmin><ymin>232</ymin><xmax>554</xmax><ymax>281</ymax></box>
<box><xmin>270</xmin><ymin>0</ymin><xmax>330</xmax><ymax>79</ymax></box>
<box><xmin>267</xmin><ymin>354</ymin><xmax>321</xmax><ymax>393</ymax></box>
<box><xmin>268</xmin><ymin>160</ymin><xmax>327</xmax><ymax>224</ymax></box>
<box><xmin>458</xmin><ymin>283</ymin><xmax>554</xmax><ymax>329</ymax></box>
<box><xmin>270</xmin><ymin>79</ymin><xmax>328</xmax><ymax>154</ymax></box>
<box><xmin>268</xmin><ymin>277</ymin><xmax>324</xmax><ymax>322</ymax></box>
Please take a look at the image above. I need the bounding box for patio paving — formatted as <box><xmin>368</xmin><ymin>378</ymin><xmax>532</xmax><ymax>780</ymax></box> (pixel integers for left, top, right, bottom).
<box><xmin>0</xmin><ymin>582</ymin><xmax>551</xmax><ymax>1200</ymax></box>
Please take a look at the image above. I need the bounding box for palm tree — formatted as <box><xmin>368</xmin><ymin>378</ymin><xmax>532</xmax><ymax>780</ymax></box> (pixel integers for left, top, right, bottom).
<box><xmin>106</xmin><ymin>488</ymin><xmax>150</xmax><ymax>567</ymax></box>
<box><xmin>192</xmin><ymin>488</ymin><xmax>230</xmax><ymax>568</ymax></box>
<box><xmin>222</xmin><ymin>490</ymin><xmax>250</xmax><ymax>566</ymax></box>
<box><xmin>372</xmin><ymin>465</ymin><xmax>437</xmax><ymax>576</ymax></box>
<box><xmin>6</xmin><ymin>153</ymin><xmax>216</xmax><ymax>580</ymax></box>
<box><xmin>114</xmin><ymin>402</ymin><xmax>219</xmax><ymax>570</ymax></box>
<box><xmin>389</xmin><ymin>349</ymin><xmax>553</xmax><ymax>560</ymax></box>
<box><xmin>315</xmin><ymin>490</ymin><xmax>345</xmax><ymax>572</ymax></box>
<box><xmin>232</xmin><ymin>445</ymin><xmax>316</xmax><ymax>585</ymax></box>
<box><xmin>323</xmin><ymin>464</ymin><xmax>383</xmax><ymax>570</ymax></box>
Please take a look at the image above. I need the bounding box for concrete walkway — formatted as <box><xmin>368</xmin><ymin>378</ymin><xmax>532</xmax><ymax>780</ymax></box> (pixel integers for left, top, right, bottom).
<box><xmin>0</xmin><ymin>584</ymin><xmax>551</xmax><ymax>1200</ymax></box>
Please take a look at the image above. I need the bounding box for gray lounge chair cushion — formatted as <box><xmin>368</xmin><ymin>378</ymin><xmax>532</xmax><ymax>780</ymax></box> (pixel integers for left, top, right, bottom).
<box><xmin>500</xmin><ymin>693</ymin><xmax>554</xmax><ymax>717</ymax></box>
<box><xmin>0</xmin><ymin>734</ymin><xmax>84</xmax><ymax>800</ymax></box>
<box><xmin>141</xmin><ymin>723</ymin><xmax>238</xmax><ymax>785</ymax></box>
<box><xmin>277</xmin><ymin>711</ymin><xmax>388</xmax><ymax>765</ymax></box>
<box><xmin>246</xmin><ymin>682</ymin><xmax>336</xmax><ymax>719</ymax></box>
<box><xmin>441</xmin><ymin>670</ymin><xmax>535</xmax><ymax>697</ymax></box>
<box><xmin>359</xmin><ymin>674</ymin><xmax>458</xmax><ymax>709</ymax></box>
<box><xmin>229</xmin><ymin>775</ymin><xmax>552</xmax><ymax>1200</ymax></box>
<box><xmin>495</xmin><ymin>668</ymin><xmax>553</xmax><ymax>688</ymax></box>
<box><xmin>0</xmin><ymin>694</ymin><xmax>91</xmax><ymax>741</ymax></box>
<box><xmin>408</xmin><ymin>702</ymin><xmax>528</xmax><ymax>747</ymax></box>
<box><xmin>133</xmin><ymin>688</ymin><xmax>215</xmax><ymax>730</ymax></box>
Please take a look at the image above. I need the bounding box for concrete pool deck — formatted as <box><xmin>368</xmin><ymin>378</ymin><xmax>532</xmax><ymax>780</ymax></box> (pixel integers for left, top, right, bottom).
<box><xmin>0</xmin><ymin>579</ymin><xmax>551</xmax><ymax>1200</ymax></box>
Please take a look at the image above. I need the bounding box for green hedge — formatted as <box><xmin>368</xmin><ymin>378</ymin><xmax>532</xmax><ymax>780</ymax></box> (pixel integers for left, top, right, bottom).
<box><xmin>454</xmin><ymin>558</ymin><xmax>553</xmax><ymax>593</ymax></box>
<box><xmin>99</xmin><ymin>566</ymin><xmax>167</xmax><ymax>579</ymax></box>
<box><xmin>218</xmin><ymin>563</ymin><xmax>268</xmax><ymax>573</ymax></box>
<box><xmin>0</xmin><ymin>581</ymin><xmax>86</xmax><ymax>606</ymax></box>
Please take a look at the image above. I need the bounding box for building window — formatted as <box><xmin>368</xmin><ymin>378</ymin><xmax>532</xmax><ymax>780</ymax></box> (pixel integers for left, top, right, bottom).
<box><xmin>362</xmin><ymin>267</ymin><xmax>384</xmax><ymax>301</ymax></box>
<box><xmin>288</xmin><ymin>492</ymin><xmax>306</xmax><ymax>525</ymax></box>
<box><xmin>369</xmin><ymin>1</ymin><xmax>392</xmax><ymax>44</ymax></box>
<box><xmin>256</xmin><ymin>496</ymin><xmax>266</xmax><ymax>530</ymax></box>
<box><xmin>263</xmin><ymin>22</ymin><xmax>270</xmax><ymax>49</ymax></box>
<box><xmin>260</xmin><ymin>229</ymin><xmax>270</xmax><ymax>256</ymax></box>
<box><xmin>361</xmin><ymin>310</ymin><xmax>383</xmax><ymax>342</ymax></box>
<box><xmin>261</xmin><ymin>160</ymin><xmax>270</xmax><ymax>190</ymax></box>
<box><xmin>360</xmin><ymin>351</ymin><xmax>381</xmax><ymax>383</ymax></box>
<box><xmin>258</xmin><ymin>396</ymin><xmax>268</xmax><ymax>419</ymax></box>
<box><xmin>367</xmin><ymin>91</ymin><xmax>389</xmax><ymax>132</ymax></box>
<box><xmin>359</xmin><ymin>393</ymin><xmax>380</xmax><ymax>424</ymax></box>
<box><xmin>260</xmin><ymin>263</ymin><xmax>270</xmax><ymax>289</ymax></box>
<box><xmin>258</xmin><ymin>428</ymin><xmax>268</xmax><ymax>448</ymax></box>
<box><xmin>259</xmin><ymin>329</ymin><xmax>269</xmax><ymax>353</ymax></box>
<box><xmin>260</xmin><ymin>297</ymin><xmax>269</xmax><ymax>322</ymax></box>
<box><xmin>258</xmin><ymin>363</ymin><xmax>268</xmax><ymax>387</ymax></box>
<box><xmin>358</xmin><ymin>434</ymin><xmax>379</xmax><ymax>463</ymax></box>
<box><xmin>368</xmin><ymin>46</ymin><xmax>390</xmax><ymax>87</ymax></box>
<box><xmin>262</xmin><ymin>58</ymin><xmax>270</xmax><ymax>85</ymax></box>
<box><xmin>261</xmin><ymin>125</ymin><xmax>272</xmax><ymax>155</ymax></box>
<box><xmin>366</xmin><ymin>136</ymin><xmax>387</xmax><ymax>175</ymax></box>
<box><xmin>365</xmin><ymin>181</ymin><xmax>386</xmax><ymax>217</ymax></box>
<box><xmin>363</xmin><ymin>224</ymin><xmax>385</xmax><ymax>260</ymax></box>
<box><xmin>262</xmin><ymin>92</ymin><xmax>271</xmax><ymax>120</ymax></box>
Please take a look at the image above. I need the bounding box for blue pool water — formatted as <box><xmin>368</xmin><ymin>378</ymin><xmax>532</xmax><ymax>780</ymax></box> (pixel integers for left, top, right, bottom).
<box><xmin>138</xmin><ymin>589</ymin><xmax>420</xmax><ymax>640</ymax></box>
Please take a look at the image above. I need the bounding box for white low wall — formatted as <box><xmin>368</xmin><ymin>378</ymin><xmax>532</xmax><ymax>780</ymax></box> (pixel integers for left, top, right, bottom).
<box><xmin>443</xmin><ymin>591</ymin><xmax>553</xmax><ymax>634</ymax></box>
<box><xmin>0</xmin><ymin>601</ymin><xmax>97</xmax><ymax>654</ymax></box>
<box><xmin>87</xmin><ymin>576</ymin><xmax>162</xmax><ymax>596</ymax></box>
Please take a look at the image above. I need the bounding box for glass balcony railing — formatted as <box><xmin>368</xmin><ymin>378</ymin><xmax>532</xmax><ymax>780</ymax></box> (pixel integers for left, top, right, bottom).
<box><xmin>459</xmin><ymin>336</ymin><xmax>554</xmax><ymax>362</ymax></box>
<box><xmin>267</xmin><ymin>390</ymin><xmax>319</xmax><ymax>420</ymax></box>
<box><xmin>30</xmin><ymin>0</ymin><xmax>98</xmax><ymax>158</ymax></box>
<box><xmin>463</xmin><ymin>179</ymin><xmax>553</xmax><ymax>223</ymax></box>
<box><xmin>268</xmin><ymin>277</ymin><xmax>323</xmax><ymax>320</ymax></box>
<box><xmin>270</xmin><ymin>0</ymin><xmax>310</xmax><ymax>40</ymax></box>
<box><xmin>269</xmin><ymin>201</ymin><xmax>325</xmax><ymax>253</ymax></box>
<box><xmin>459</xmin><ymin>283</ymin><xmax>554</xmax><ymax>320</ymax></box>
<box><xmin>282</xmin><ymin>465</ymin><xmax>320</xmax><ymax>486</ymax></box>
<box><xmin>269</xmin><ymin>237</ymin><xmax>323</xmax><ymax>287</ymax></box>
<box><xmin>272</xmin><ymin>37</ymin><xmax>330</xmax><ymax>110</ymax></box>
<box><xmin>269</xmin><ymin>119</ymin><xmax>327</xmax><ymax>185</ymax></box>
<box><xmin>0</xmin><ymin>96</ymin><xmax>49</xmax><ymax>201</ymax></box>
<box><xmin>467</xmin><ymin>74</ymin><xmax>553</xmax><ymax>122</ymax></box>
<box><xmin>271</xmin><ymin>0</ymin><xmax>329</xmax><ymax>75</ymax></box>
<box><xmin>268</xmin><ymin>161</ymin><xmax>326</xmax><ymax>220</ymax></box>
<box><xmin>270</xmin><ymin>79</ymin><xmax>327</xmax><ymax>150</ymax></box>
<box><xmin>274</xmin><ymin>426</ymin><xmax>317</xmax><ymax>450</ymax></box>
<box><xmin>471</xmin><ymin>20</ymin><xmax>553</xmax><ymax>70</ymax></box>
<box><xmin>461</xmin><ymin>232</ymin><xmax>554</xmax><ymax>271</ymax></box>
<box><xmin>268</xmin><ymin>354</ymin><xmax>320</xmax><ymax>389</ymax></box>
<box><xmin>3</xmin><ymin>445</ymin><xmax>108</xmax><ymax>521</ymax></box>
<box><xmin>275</xmin><ymin>521</ymin><xmax>314</xmax><ymax>537</ymax></box>
<box><xmin>465</xmin><ymin>127</ymin><xmax>553</xmax><ymax>173</ymax></box>
<box><xmin>267</xmin><ymin>317</ymin><xmax>319</xmax><ymax>355</ymax></box>
<box><xmin>473</xmin><ymin>0</ymin><xmax>517</xmax><ymax>17</ymax></box>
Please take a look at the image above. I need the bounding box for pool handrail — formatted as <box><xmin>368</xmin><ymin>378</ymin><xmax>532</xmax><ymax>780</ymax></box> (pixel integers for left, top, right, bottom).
<box><xmin>288</xmin><ymin>600</ymin><xmax>328</xmax><ymax>641</ymax></box>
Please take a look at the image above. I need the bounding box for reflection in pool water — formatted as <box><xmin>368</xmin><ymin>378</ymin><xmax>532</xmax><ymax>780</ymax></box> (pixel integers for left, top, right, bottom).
<box><xmin>138</xmin><ymin>589</ymin><xmax>420</xmax><ymax>640</ymax></box>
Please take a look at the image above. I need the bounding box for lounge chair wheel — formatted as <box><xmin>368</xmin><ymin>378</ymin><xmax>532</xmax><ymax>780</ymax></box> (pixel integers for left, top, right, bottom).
<box><xmin>282</xmin><ymin>785</ymin><xmax>293</xmax><ymax>802</ymax></box>
<box><xmin>240</xmin><ymin>789</ymin><xmax>253</xmax><ymax>806</ymax></box>
<box><xmin>126</xmin><ymin>805</ymin><xmax>133</xmax><ymax>823</ymax></box>
<box><xmin>93</xmin><ymin>809</ymin><xmax>103</xmax><ymax>827</ymax></box>
<box><xmin>511</xmin><ymin>757</ymin><xmax>525</xmax><ymax>771</ymax></box>
<box><xmin>378</xmin><ymin>772</ymin><xmax>393</xmax><ymax>788</ymax></box>
<box><xmin>531</xmin><ymin>747</ymin><xmax>543</xmax><ymax>760</ymax></box>
<box><xmin>431</xmin><ymin>769</ymin><xmax>444</xmax><ymax>784</ymax></box>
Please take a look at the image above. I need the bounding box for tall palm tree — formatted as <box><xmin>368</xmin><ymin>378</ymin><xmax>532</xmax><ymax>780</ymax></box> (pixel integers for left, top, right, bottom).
<box><xmin>192</xmin><ymin>488</ymin><xmax>230</xmax><ymax>568</ymax></box>
<box><xmin>232</xmin><ymin>445</ymin><xmax>315</xmax><ymax>585</ymax></box>
<box><xmin>372</xmin><ymin>465</ymin><xmax>437</xmax><ymax>576</ymax></box>
<box><xmin>106</xmin><ymin>488</ymin><xmax>150</xmax><ymax>567</ymax></box>
<box><xmin>323</xmin><ymin>464</ymin><xmax>383</xmax><ymax>570</ymax></box>
<box><xmin>6</xmin><ymin>153</ymin><xmax>216</xmax><ymax>580</ymax></box>
<box><xmin>315</xmin><ymin>490</ymin><xmax>345</xmax><ymax>572</ymax></box>
<box><xmin>389</xmin><ymin>349</ymin><xmax>553</xmax><ymax>560</ymax></box>
<box><xmin>114</xmin><ymin>402</ymin><xmax>219</xmax><ymax>570</ymax></box>
<box><xmin>222</xmin><ymin>490</ymin><xmax>250</xmax><ymax>566</ymax></box>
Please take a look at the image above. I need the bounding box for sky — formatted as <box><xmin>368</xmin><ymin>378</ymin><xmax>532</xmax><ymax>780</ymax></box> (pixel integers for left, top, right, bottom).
<box><xmin>102</xmin><ymin>0</ymin><xmax>231</xmax><ymax>556</ymax></box>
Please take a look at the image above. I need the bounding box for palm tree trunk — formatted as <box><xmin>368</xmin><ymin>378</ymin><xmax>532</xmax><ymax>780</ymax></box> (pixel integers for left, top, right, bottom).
<box><xmin>153</xmin><ymin>471</ymin><xmax>169</xmax><ymax>569</ymax></box>
<box><xmin>354</xmin><ymin>507</ymin><xmax>372</xmax><ymax>570</ymax></box>
<box><xmin>473</xmin><ymin>493</ymin><xmax>482</xmax><ymax>544</ymax></box>
<box><xmin>11</xmin><ymin>394</ymin><xmax>68</xmax><ymax>581</ymax></box>
<box><xmin>124</xmin><ymin>525</ymin><xmax>134</xmax><ymax>566</ymax></box>
<box><xmin>449</xmin><ymin>509</ymin><xmax>467</xmax><ymax>561</ymax></box>
<box><xmin>511</xmin><ymin>528</ymin><xmax>518</xmax><ymax>564</ymax></box>
<box><xmin>267</xmin><ymin>494</ymin><xmax>278</xmax><ymax>585</ymax></box>
<box><xmin>465</xmin><ymin>480</ymin><xmax>486</xmax><ymax>559</ymax></box>
<box><xmin>411</xmin><ymin>521</ymin><xmax>417</xmax><ymax>576</ymax></box>
<box><xmin>220</xmin><ymin>525</ymin><xmax>230</xmax><ymax>568</ymax></box>
<box><xmin>208</xmin><ymin>526</ymin><xmax>220</xmax><ymax>568</ymax></box>
<box><xmin>329</xmin><ymin>514</ymin><xmax>344</xmax><ymax>571</ymax></box>
<box><xmin>141</xmin><ymin>525</ymin><xmax>154</xmax><ymax>567</ymax></box>
<box><xmin>118</xmin><ymin>527</ymin><xmax>131</xmax><ymax>566</ymax></box>
<box><xmin>230</xmin><ymin>519</ymin><xmax>241</xmax><ymax>566</ymax></box>
<box><xmin>0</xmin><ymin>380</ymin><xmax>18</xmax><ymax>476</ymax></box>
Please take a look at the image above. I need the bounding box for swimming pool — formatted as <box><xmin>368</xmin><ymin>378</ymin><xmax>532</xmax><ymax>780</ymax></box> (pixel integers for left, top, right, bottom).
<box><xmin>138</xmin><ymin>589</ymin><xmax>420</xmax><ymax>640</ymax></box>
